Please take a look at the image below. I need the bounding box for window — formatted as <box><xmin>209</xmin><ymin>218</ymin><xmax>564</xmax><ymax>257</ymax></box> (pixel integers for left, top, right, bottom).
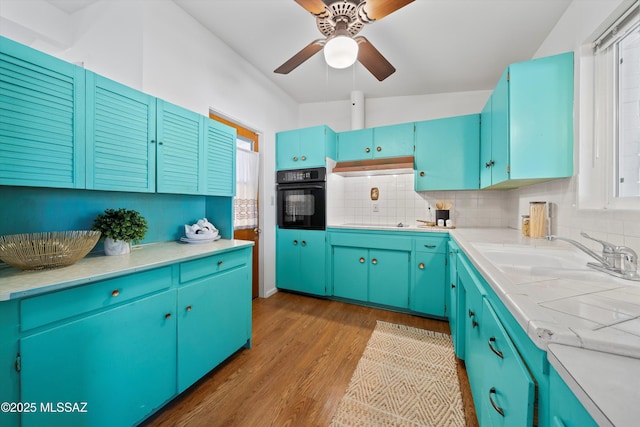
<box><xmin>582</xmin><ymin>1</ymin><xmax>640</xmax><ymax>209</ymax></box>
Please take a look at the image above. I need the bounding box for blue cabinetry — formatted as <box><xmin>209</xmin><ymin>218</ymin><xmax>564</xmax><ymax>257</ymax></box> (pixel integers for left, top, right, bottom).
<box><xmin>481</xmin><ymin>52</ymin><xmax>574</xmax><ymax>189</ymax></box>
<box><xmin>276</xmin><ymin>125</ymin><xmax>336</xmax><ymax>170</ymax></box>
<box><xmin>414</xmin><ymin>115</ymin><xmax>480</xmax><ymax>191</ymax></box>
<box><xmin>412</xmin><ymin>235</ymin><xmax>448</xmax><ymax>317</ymax></box>
<box><xmin>447</xmin><ymin>240</ymin><xmax>464</xmax><ymax>358</ymax></box>
<box><xmin>0</xmin><ymin>36</ymin><xmax>85</xmax><ymax>189</ymax></box>
<box><xmin>205</xmin><ymin>119</ymin><xmax>236</xmax><ymax>196</ymax></box>
<box><xmin>276</xmin><ymin>228</ymin><xmax>327</xmax><ymax>295</ymax></box>
<box><xmin>337</xmin><ymin>123</ymin><xmax>414</xmax><ymax>161</ymax></box>
<box><xmin>548</xmin><ymin>366</ymin><xmax>598</xmax><ymax>427</ymax></box>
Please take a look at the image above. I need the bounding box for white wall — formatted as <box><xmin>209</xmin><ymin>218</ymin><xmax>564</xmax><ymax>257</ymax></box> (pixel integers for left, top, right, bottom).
<box><xmin>0</xmin><ymin>0</ymin><xmax>299</xmax><ymax>298</ymax></box>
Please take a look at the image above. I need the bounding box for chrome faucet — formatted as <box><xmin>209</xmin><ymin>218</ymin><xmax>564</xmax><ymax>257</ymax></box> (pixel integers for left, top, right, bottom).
<box><xmin>546</xmin><ymin>232</ymin><xmax>640</xmax><ymax>281</ymax></box>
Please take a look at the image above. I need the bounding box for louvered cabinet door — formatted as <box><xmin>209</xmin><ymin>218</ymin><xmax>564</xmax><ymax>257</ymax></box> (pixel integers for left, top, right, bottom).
<box><xmin>0</xmin><ymin>36</ymin><xmax>85</xmax><ymax>189</ymax></box>
<box><xmin>86</xmin><ymin>72</ymin><xmax>156</xmax><ymax>192</ymax></box>
<box><xmin>156</xmin><ymin>100</ymin><xmax>204</xmax><ymax>195</ymax></box>
<box><xmin>204</xmin><ymin>118</ymin><xmax>236</xmax><ymax>196</ymax></box>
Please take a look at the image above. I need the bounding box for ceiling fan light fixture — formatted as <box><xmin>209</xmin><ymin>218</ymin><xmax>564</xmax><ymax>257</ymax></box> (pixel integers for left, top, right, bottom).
<box><xmin>323</xmin><ymin>33</ymin><xmax>359</xmax><ymax>69</ymax></box>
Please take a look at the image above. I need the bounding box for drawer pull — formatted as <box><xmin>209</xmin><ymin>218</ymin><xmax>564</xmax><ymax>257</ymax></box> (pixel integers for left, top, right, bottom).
<box><xmin>111</xmin><ymin>290</ymin><xmax>120</xmax><ymax>297</ymax></box>
<box><xmin>218</xmin><ymin>260</ymin><xmax>223</xmax><ymax>266</ymax></box>
<box><xmin>301</xmin><ymin>240</ymin><xmax>307</xmax><ymax>246</ymax></box>
<box><xmin>371</xmin><ymin>258</ymin><xmax>378</xmax><ymax>265</ymax></box>
<box><xmin>359</xmin><ymin>257</ymin><xmax>365</xmax><ymax>263</ymax></box>
<box><xmin>165</xmin><ymin>313</ymin><xmax>172</xmax><ymax>319</ymax></box>
<box><xmin>489</xmin><ymin>387</ymin><xmax>505</xmax><ymax>416</ymax></box>
<box><xmin>488</xmin><ymin>337</ymin><xmax>504</xmax><ymax>359</ymax></box>
<box><xmin>301</xmin><ymin>155</ymin><xmax>306</xmax><ymax>161</ymax></box>
<box><xmin>468</xmin><ymin>309</ymin><xmax>474</xmax><ymax>318</ymax></box>
<box><xmin>418</xmin><ymin>263</ymin><xmax>425</xmax><ymax>269</ymax></box>
<box><xmin>424</xmin><ymin>244</ymin><xmax>436</xmax><ymax>248</ymax></box>
<box><xmin>186</xmin><ymin>305</ymin><xmax>192</xmax><ymax>312</ymax></box>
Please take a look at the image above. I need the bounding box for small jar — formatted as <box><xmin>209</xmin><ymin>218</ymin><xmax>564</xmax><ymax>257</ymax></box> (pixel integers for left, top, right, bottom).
<box><xmin>521</xmin><ymin>215</ymin><xmax>530</xmax><ymax>237</ymax></box>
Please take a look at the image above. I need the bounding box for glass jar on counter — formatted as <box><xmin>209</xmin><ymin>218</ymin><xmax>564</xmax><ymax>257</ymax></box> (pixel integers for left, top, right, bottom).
<box><xmin>521</xmin><ymin>215</ymin><xmax>530</xmax><ymax>237</ymax></box>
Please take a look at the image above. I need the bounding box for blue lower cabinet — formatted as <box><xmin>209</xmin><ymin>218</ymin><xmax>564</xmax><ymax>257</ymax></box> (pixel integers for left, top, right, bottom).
<box><xmin>368</xmin><ymin>248</ymin><xmax>410</xmax><ymax>308</ymax></box>
<box><xmin>332</xmin><ymin>246</ymin><xmax>369</xmax><ymax>301</ymax></box>
<box><xmin>412</xmin><ymin>251</ymin><xmax>446</xmax><ymax>316</ymax></box>
<box><xmin>276</xmin><ymin>229</ymin><xmax>327</xmax><ymax>295</ymax></box>
<box><xmin>20</xmin><ymin>290</ymin><xmax>177</xmax><ymax>427</ymax></box>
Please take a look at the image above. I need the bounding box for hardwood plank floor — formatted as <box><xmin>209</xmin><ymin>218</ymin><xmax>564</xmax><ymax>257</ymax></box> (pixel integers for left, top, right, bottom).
<box><xmin>143</xmin><ymin>292</ymin><xmax>478</xmax><ymax>427</ymax></box>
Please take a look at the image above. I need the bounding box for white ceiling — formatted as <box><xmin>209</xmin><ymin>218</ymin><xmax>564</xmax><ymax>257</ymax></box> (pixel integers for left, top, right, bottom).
<box><xmin>47</xmin><ymin>0</ymin><xmax>574</xmax><ymax>104</ymax></box>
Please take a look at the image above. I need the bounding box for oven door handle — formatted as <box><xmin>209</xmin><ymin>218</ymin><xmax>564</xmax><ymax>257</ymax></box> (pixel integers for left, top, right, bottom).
<box><xmin>278</xmin><ymin>184</ymin><xmax>325</xmax><ymax>190</ymax></box>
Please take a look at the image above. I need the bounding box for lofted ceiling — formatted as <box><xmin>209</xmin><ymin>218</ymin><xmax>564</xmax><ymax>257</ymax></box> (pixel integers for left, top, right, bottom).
<box><xmin>47</xmin><ymin>0</ymin><xmax>574</xmax><ymax>104</ymax></box>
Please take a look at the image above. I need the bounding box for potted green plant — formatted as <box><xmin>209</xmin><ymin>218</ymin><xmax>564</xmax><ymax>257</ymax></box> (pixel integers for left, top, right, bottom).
<box><xmin>92</xmin><ymin>208</ymin><xmax>148</xmax><ymax>256</ymax></box>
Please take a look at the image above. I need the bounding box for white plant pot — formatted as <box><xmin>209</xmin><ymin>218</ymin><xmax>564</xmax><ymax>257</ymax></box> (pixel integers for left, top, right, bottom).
<box><xmin>104</xmin><ymin>238</ymin><xmax>131</xmax><ymax>256</ymax></box>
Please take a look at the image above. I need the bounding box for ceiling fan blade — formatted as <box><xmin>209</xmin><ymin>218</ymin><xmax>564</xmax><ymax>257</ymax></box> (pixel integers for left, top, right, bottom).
<box><xmin>355</xmin><ymin>36</ymin><xmax>395</xmax><ymax>81</ymax></box>
<box><xmin>274</xmin><ymin>39</ymin><xmax>326</xmax><ymax>74</ymax></box>
<box><xmin>294</xmin><ymin>0</ymin><xmax>327</xmax><ymax>16</ymax></box>
<box><xmin>360</xmin><ymin>0</ymin><xmax>414</xmax><ymax>21</ymax></box>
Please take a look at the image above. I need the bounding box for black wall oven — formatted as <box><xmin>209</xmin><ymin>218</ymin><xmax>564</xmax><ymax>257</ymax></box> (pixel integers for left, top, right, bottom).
<box><xmin>276</xmin><ymin>167</ymin><xmax>326</xmax><ymax>230</ymax></box>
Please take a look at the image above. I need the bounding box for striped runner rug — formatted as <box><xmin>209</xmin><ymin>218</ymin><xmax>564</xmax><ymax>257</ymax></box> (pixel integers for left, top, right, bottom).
<box><xmin>330</xmin><ymin>321</ymin><xmax>466</xmax><ymax>426</ymax></box>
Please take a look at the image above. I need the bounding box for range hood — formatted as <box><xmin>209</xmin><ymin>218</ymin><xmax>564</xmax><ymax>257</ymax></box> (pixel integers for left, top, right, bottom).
<box><xmin>332</xmin><ymin>156</ymin><xmax>414</xmax><ymax>177</ymax></box>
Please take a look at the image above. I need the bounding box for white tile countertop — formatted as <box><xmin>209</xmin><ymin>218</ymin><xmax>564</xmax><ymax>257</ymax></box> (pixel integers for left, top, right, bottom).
<box><xmin>328</xmin><ymin>223</ymin><xmax>451</xmax><ymax>233</ymax></box>
<box><xmin>0</xmin><ymin>239</ymin><xmax>254</xmax><ymax>301</ymax></box>
<box><xmin>450</xmin><ymin>228</ymin><xmax>640</xmax><ymax>427</ymax></box>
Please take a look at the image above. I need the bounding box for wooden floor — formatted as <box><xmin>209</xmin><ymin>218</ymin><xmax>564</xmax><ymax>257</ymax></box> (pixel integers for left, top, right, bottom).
<box><xmin>143</xmin><ymin>292</ymin><xmax>478</xmax><ymax>427</ymax></box>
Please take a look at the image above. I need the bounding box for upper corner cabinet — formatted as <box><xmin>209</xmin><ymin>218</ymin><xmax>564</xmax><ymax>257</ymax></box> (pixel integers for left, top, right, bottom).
<box><xmin>276</xmin><ymin>125</ymin><xmax>336</xmax><ymax>171</ymax></box>
<box><xmin>480</xmin><ymin>52</ymin><xmax>574</xmax><ymax>189</ymax></box>
<box><xmin>0</xmin><ymin>36</ymin><xmax>86</xmax><ymax>189</ymax></box>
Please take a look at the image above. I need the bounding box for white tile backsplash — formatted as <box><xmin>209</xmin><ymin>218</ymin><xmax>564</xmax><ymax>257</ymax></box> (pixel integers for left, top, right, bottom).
<box><xmin>327</xmin><ymin>173</ymin><xmax>510</xmax><ymax>227</ymax></box>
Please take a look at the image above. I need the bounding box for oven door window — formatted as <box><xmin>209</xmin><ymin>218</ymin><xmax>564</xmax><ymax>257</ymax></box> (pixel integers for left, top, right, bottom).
<box><xmin>278</xmin><ymin>186</ymin><xmax>325</xmax><ymax>229</ymax></box>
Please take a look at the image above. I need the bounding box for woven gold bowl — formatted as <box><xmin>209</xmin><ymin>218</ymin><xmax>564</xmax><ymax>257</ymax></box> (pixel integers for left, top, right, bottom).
<box><xmin>0</xmin><ymin>230</ymin><xmax>101</xmax><ymax>271</ymax></box>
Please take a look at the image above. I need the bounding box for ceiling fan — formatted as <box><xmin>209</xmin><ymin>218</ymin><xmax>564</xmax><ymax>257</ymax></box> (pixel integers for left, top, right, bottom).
<box><xmin>274</xmin><ymin>0</ymin><xmax>414</xmax><ymax>81</ymax></box>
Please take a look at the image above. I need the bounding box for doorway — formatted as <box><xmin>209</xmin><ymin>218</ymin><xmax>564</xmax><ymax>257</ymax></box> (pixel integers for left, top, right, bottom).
<box><xmin>210</xmin><ymin>113</ymin><xmax>260</xmax><ymax>299</ymax></box>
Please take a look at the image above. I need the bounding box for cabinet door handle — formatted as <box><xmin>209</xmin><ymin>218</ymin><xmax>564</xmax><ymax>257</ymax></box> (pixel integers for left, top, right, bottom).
<box><xmin>359</xmin><ymin>257</ymin><xmax>365</xmax><ymax>263</ymax></box>
<box><xmin>451</xmin><ymin>283</ymin><xmax>456</xmax><ymax>288</ymax></box>
<box><xmin>489</xmin><ymin>388</ymin><xmax>505</xmax><ymax>416</ymax></box>
<box><xmin>485</xmin><ymin>160</ymin><xmax>495</xmax><ymax>168</ymax></box>
<box><xmin>151</xmin><ymin>139</ymin><xmax>156</xmax><ymax>144</ymax></box>
<box><xmin>293</xmin><ymin>156</ymin><xmax>298</xmax><ymax>161</ymax></box>
<box><xmin>301</xmin><ymin>240</ymin><xmax>306</xmax><ymax>246</ymax></box>
<box><xmin>301</xmin><ymin>155</ymin><xmax>306</xmax><ymax>161</ymax></box>
<box><xmin>419</xmin><ymin>171</ymin><xmax>425</xmax><ymax>177</ymax></box>
<box><xmin>186</xmin><ymin>305</ymin><xmax>192</xmax><ymax>312</ymax></box>
<box><xmin>376</xmin><ymin>146</ymin><xmax>382</xmax><ymax>152</ymax></box>
<box><xmin>488</xmin><ymin>337</ymin><xmax>504</xmax><ymax>359</ymax></box>
<box><xmin>165</xmin><ymin>313</ymin><xmax>172</xmax><ymax>319</ymax></box>
<box><xmin>111</xmin><ymin>289</ymin><xmax>120</xmax><ymax>297</ymax></box>
<box><xmin>218</xmin><ymin>260</ymin><xmax>223</xmax><ymax>266</ymax></box>
<box><xmin>418</xmin><ymin>263</ymin><xmax>425</xmax><ymax>269</ymax></box>
<box><xmin>424</xmin><ymin>244</ymin><xmax>436</xmax><ymax>248</ymax></box>
<box><xmin>293</xmin><ymin>240</ymin><xmax>298</xmax><ymax>245</ymax></box>
<box><xmin>472</xmin><ymin>320</ymin><xmax>479</xmax><ymax>328</ymax></box>
<box><xmin>158</xmin><ymin>141</ymin><xmax>164</xmax><ymax>145</ymax></box>
<box><xmin>365</xmin><ymin>147</ymin><xmax>371</xmax><ymax>153</ymax></box>
<box><xmin>371</xmin><ymin>258</ymin><xmax>378</xmax><ymax>265</ymax></box>
<box><xmin>468</xmin><ymin>309</ymin><xmax>474</xmax><ymax>318</ymax></box>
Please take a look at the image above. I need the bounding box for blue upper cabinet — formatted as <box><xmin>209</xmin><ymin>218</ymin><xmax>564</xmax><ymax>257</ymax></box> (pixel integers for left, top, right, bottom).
<box><xmin>0</xmin><ymin>36</ymin><xmax>86</xmax><ymax>189</ymax></box>
<box><xmin>337</xmin><ymin>123</ymin><xmax>414</xmax><ymax>161</ymax></box>
<box><xmin>86</xmin><ymin>72</ymin><xmax>156</xmax><ymax>192</ymax></box>
<box><xmin>156</xmin><ymin>100</ymin><xmax>205</xmax><ymax>195</ymax></box>
<box><xmin>414</xmin><ymin>114</ymin><xmax>480</xmax><ymax>191</ymax></box>
<box><xmin>204</xmin><ymin>118</ymin><xmax>236</xmax><ymax>197</ymax></box>
<box><xmin>276</xmin><ymin>125</ymin><xmax>336</xmax><ymax>171</ymax></box>
<box><xmin>481</xmin><ymin>52</ymin><xmax>574</xmax><ymax>189</ymax></box>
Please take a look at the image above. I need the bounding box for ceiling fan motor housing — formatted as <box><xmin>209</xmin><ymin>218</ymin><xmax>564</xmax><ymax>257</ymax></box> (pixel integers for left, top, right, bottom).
<box><xmin>316</xmin><ymin>1</ymin><xmax>367</xmax><ymax>37</ymax></box>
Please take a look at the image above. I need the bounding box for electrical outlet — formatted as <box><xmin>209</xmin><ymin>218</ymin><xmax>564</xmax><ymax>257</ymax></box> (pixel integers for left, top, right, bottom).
<box><xmin>372</xmin><ymin>203</ymin><xmax>379</xmax><ymax>212</ymax></box>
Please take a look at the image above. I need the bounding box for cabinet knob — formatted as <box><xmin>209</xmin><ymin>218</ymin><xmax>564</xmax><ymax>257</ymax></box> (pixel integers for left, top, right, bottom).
<box><xmin>488</xmin><ymin>337</ymin><xmax>504</xmax><ymax>359</ymax></box>
<box><xmin>365</xmin><ymin>147</ymin><xmax>371</xmax><ymax>153</ymax></box>
<box><xmin>418</xmin><ymin>263</ymin><xmax>425</xmax><ymax>269</ymax></box>
<box><xmin>468</xmin><ymin>309</ymin><xmax>475</xmax><ymax>318</ymax></box>
<box><xmin>218</xmin><ymin>260</ymin><xmax>223</xmax><ymax>266</ymax></box>
<box><xmin>293</xmin><ymin>156</ymin><xmax>298</xmax><ymax>161</ymax></box>
<box><xmin>376</xmin><ymin>146</ymin><xmax>382</xmax><ymax>152</ymax></box>
<box><xmin>158</xmin><ymin>141</ymin><xmax>164</xmax><ymax>145</ymax></box>
<box><xmin>359</xmin><ymin>257</ymin><xmax>365</xmax><ymax>263</ymax></box>
<box><xmin>489</xmin><ymin>388</ymin><xmax>505</xmax><ymax>417</ymax></box>
<box><xmin>293</xmin><ymin>240</ymin><xmax>298</xmax><ymax>245</ymax></box>
<box><xmin>301</xmin><ymin>155</ymin><xmax>306</xmax><ymax>161</ymax></box>
<box><xmin>150</xmin><ymin>139</ymin><xmax>156</xmax><ymax>144</ymax></box>
<box><xmin>165</xmin><ymin>313</ymin><xmax>172</xmax><ymax>319</ymax></box>
<box><xmin>371</xmin><ymin>258</ymin><xmax>378</xmax><ymax>265</ymax></box>
<box><xmin>472</xmin><ymin>320</ymin><xmax>479</xmax><ymax>328</ymax></box>
<box><xmin>419</xmin><ymin>171</ymin><xmax>425</xmax><ymax>177</ymax></box>
<box><xmin>111</xmin><ymin>290</ymin><xmax>120</xmax><ymax>297</ymax></box>
<box><xmin>485</xmin><ymin>160</ymin><xmax>495</xmax><ymax>168</ymax></box>
<box><xmin>301</xmin><ymin>240</ymin><xmax>306</xmax><ymax>246</ymax></box>
<box><xmin>451</xmin><ymin>284</ymin><xmax>456</xmax><ymax>289</ymax></box>
<box><xmin>186</xmin><ymin>305</ymin><xmax>192</xmax><ymax>312</ymax></box>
